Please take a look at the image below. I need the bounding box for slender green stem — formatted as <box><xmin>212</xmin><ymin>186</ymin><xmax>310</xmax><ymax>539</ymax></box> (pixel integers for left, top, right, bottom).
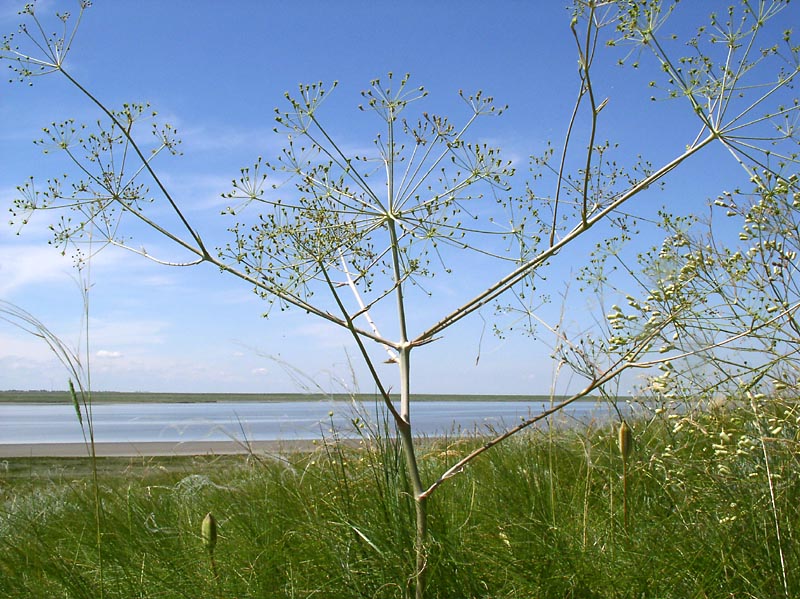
<box><xmin>58</xmin><ymin>68</ymin><xmax>211</xmax><ymax>259</ymax></box>
<box><xmin>80</xmin><ymin>232</ymin><xmax>104</xmax><ymax>599</ymax></box>
<box><xmin>321</xmin><ymin>254</ymin><xmax>426</xmax><ymax>598</ymax></box>
<box><xmin>622</xmin><ymin>455</ymin><xmax>629</xmax><ymax>533</ymax></box>
<box><xmin>575</xmin><ymin>3</ymin><xmax>600</xmax><ymax>226</ymax></box>
<box><xmin>749</xmin><ymin>396</ymin><xmax>790</xmax><ymax>598</ymax></box>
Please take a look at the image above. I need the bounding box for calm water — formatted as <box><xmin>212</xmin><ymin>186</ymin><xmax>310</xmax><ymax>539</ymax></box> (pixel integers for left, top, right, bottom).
<box><xmin>0</xmin><ymin>399</ymin><xmax>625</xmax><ymax>445</ymax></box>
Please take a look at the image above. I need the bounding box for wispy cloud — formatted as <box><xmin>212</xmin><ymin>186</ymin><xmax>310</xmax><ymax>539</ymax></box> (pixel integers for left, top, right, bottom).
<box><xmin>0</xmin><ymin>237</ymin><xmax>180</xmax><ymax>297</ymax></box>
<box><xmin>291</xmin><ymin>321</ymin><xmax>354</xmax><ymax>349</ymax></box>
<box><xmin>88</xmin><ymin>316</ymin><xmax>171</xmax><ymax>349</ymax></box>
<box><xmin>156</xmin><ymin>172</ymin><xmax>236</xmax><ymax>212</ymax></box>
<box><xmin>0</xmin><ymin>244</ymin><xmax>75</xmax><ymax>295</ymax></box>
<box><xmin>0</xmin><ymin>330</ymin><xmax>71</xmax><ymax>361</ymax></box>
<box><xmin>181</xmin><ymin>124</ymin><xmax>282</xmax><ymax>155</ymax></box>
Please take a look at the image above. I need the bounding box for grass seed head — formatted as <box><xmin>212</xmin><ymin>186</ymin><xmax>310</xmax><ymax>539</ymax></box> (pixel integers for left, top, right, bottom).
<box><xmin>201</xmin><ymin>512</ymin><xmax>217</xmax><ymax>553</ymax></box>
<box><xmin>68</xmin><ymin>378</ymin><xmax>83</xmax><ymax>427</ymax></box>
<box><xmin>618</xmin><ymin>420</ymin><xmax>633</xmax><ymax>459</ymax></box>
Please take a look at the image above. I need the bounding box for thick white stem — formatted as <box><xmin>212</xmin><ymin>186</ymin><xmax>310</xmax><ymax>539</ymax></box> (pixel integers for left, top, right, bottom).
<box><xmin>340</xmin><ymin>253</ymin><xmax>399</xmax><ymax>364</ymax></box>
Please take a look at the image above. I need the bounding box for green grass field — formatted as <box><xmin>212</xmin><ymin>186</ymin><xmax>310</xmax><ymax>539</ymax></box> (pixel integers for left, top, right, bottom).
<box><xmin>1</xmin><ymin>402</ymin><xmax>797</xmax><ymax>598</ymax></box>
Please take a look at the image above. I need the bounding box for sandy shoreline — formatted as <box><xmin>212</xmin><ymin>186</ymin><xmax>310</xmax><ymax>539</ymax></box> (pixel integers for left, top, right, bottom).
<box><xmin>0</xmin><ymin>439</ymin><xmax>323</xmax><ymax>458</ymax></box>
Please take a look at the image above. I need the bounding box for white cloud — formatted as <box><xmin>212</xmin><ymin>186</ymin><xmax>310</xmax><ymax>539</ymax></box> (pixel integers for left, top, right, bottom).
<box><xmin>0</xmin><ymin>240</ymin><xmax>148</xmax><ymax>297</ymax></box>
<box><xmin>0</xmin><ymin>329</ymin><xmax>72</xmax><ymax>361</ymax></box>
<box><xmin>88</xmin><ymin>317</ymin><xmax>170</xmax><ymax>349</ymax></box>
<box><xmin>96</xmin><ymin>350</ymin><xmax>122</xmax><ymax>359</ymax></box>
<box><xmin>0</xmin><ymin>234</ymin><xmax>198</xmax><ymax>298</ymax></box>
<box><xmin>0</xmin><ymin>244</ymin><xmax>75</xmax><ymax>295</ymax></box>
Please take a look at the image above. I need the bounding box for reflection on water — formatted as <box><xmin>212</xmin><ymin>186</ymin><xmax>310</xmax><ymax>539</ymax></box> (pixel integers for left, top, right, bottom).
<box><xmin>0</xmin><ymin>399</ymin><xmax>630</xmax><ymax>445</ymax></box>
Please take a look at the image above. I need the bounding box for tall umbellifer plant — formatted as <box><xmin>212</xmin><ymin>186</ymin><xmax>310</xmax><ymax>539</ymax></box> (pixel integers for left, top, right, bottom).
<box><xmin>3</xmin><ymin>1</ymin><xmax>797</xmax><ymax>596</ymax></box>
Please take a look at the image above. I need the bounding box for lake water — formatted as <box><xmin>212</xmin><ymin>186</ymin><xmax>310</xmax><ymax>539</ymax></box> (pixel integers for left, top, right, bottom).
<box><xmin>0</xmin><ymin>399</ymin><xmax>626</xmax><ymax>445</ymax></box>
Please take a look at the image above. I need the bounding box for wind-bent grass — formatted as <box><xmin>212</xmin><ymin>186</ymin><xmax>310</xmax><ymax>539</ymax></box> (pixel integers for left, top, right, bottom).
<box><xmin>1</xmin><ymin>403</ymin><xmax>798</xmax><ymax>598</ymax></box>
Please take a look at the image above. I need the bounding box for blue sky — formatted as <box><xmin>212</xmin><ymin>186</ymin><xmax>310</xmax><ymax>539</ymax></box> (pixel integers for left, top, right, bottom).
<box><xmin>0</xmin><ymin>1</ymin><xmax>770</xmax><ymax>394</ymax></box>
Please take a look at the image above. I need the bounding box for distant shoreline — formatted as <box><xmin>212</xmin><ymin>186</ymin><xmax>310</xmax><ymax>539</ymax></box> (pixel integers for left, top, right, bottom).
<box><xmin>0</xmin><ymin>439</ymin><xmax>325</xmax><ymax>458</ymax></box>
<box><xmin>0</xmin><ymin>390</ymin><xmax>608</xmax><ymax>404</ymax></box>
